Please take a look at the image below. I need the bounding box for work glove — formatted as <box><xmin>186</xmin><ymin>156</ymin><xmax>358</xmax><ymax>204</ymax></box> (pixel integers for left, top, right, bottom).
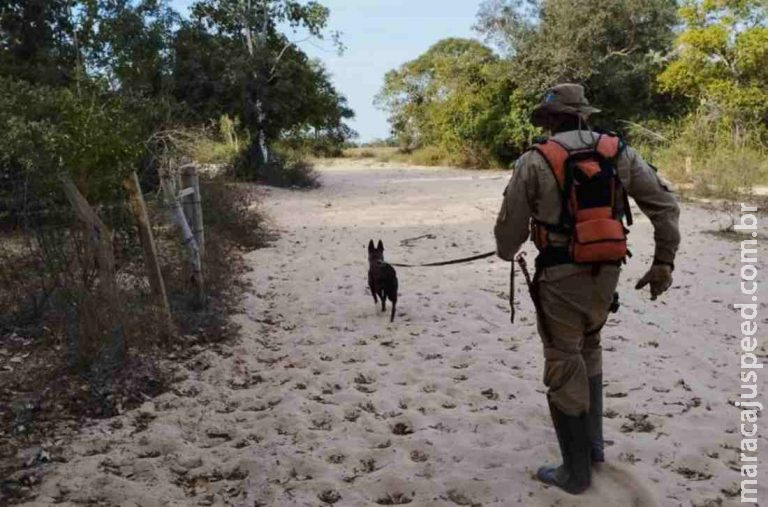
<box><xmin>635</xmin><ymin>263</ymin><xmax>673</xmax><ymax>301</ymax></box>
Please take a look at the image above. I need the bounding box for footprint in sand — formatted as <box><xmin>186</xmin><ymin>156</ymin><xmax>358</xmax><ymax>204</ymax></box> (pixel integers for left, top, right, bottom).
<box><xmin>375</xmin><ymin>492</ymin><xmax>414</xmax><ymax>505</ymax></box>
<box><xmin>343</xmin><ymin>408</ymin><xmax>360</xmax><ymax>423</ymax></box>
<box><xmin>620</xmin><ymin>413</ymin><xmax>657</xmax><ymax>433</ymax></box>
<box><xmin>318</xmin><ymin>489</ymin><xmax>342</xmax><ymax>504</ymax></box>
<box><xmin>391</xmin><ymin>421</ymin><xmax>414</xmax><ymax>436</ymax></box>
<box><xmin>444</xmin><ymin>488</ymin><xmax>482</xmax><ymax>506</ymax></box>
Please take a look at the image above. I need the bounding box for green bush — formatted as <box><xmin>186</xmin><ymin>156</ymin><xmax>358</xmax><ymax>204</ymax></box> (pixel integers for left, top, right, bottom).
<box><xmin>0</xmin><ymin>77</ymin><xmax>151</xmax><ymax>224</ymax></box>
<box><xmin>270</xmin><ymin>153</ymin><xmax>319</xmax><ymax>188</ymax></box>
<box><xmin>192</xmin><ymin>137</ymin><xmax>242</xmax><ymax>165</ymax></box>
<box><xmin>376</xmin><ymin>39</ymin><xmax>536</xmax><ymax>168</ymax></box>
<box><xmin>231</xmin><ymin>139</ymin><xmax>318</xmax><ymax>188</ymax></box>
<box><xmin>191</xmin><ymin>115</ymin><xmax>244</xmax><ymax>165</ymax></box>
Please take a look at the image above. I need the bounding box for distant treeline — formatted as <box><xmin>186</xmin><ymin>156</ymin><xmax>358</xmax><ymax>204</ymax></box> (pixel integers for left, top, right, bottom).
<box><xmin>376</xmin><ymin>0</ymin><xmax>768</xmax><ymax>194</ymax></box>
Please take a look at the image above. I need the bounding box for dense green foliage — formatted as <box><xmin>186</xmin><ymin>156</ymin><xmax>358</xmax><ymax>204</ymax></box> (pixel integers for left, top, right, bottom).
<box><xmin>477</xmin><ymin>0</ymin><xmax>679</xmax><ymax>123</ymax></box>
<box><xmin>659</xmin><ymin>0</ymin><xmax>768</xmax><ymax>128</ymax></box>
<box><xmin>649</xmin><ymin>0</ymin><xmax>768</xmax><ymax>195</ymax></box>
<box><xmin>0</xmin><ymin>0</ymin><xmax>352</xmax><ymax>385</ymax></box>
<box><xmin>0</xmin><ymin>78</ymin><xmax>150</xmax><ymax>215</ymax></box>
<box><xmin>376</xmin><ymin>39</ymin><xmax>536</xmax><ymax>166</ymax></box>
<box><xmin>378</xmin><ymin>0</ymin><xmax>768</xmax><ymax>186</ymax></box>
<box><xmin>177</xmin><ymin>0</ymin><xmax>354</xmax><ymax>176</ymax></box>
<box><xmin>0</xmin><ymin>0</ymin><xmax>354</xmax><ymax>209</ymax></box>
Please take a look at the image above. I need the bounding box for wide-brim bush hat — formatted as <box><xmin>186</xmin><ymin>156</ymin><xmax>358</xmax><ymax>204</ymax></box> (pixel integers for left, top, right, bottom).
<box><xmin>531</xmin><ymin>83</ymin><xmax>601</xmax><ymax>127</ymax></box>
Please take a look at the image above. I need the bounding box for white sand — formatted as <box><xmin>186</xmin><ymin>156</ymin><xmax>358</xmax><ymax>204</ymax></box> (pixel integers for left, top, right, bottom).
<box><xmin>22</xmin><ymin>161</ymin><xmax>766</xmax><ymax>506</ymax></box>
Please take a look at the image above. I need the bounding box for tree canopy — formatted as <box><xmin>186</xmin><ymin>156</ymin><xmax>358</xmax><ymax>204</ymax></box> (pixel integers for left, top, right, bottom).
<box><xmin>0</xmin><ymin>0</ymin><xmax>355</xmax><ymax>203</ymax></box>
<box><xmin>376</xmin><ymin>38</ymin><xmax>535</xmax><ymax>166</ymax></box>
<box><xmin>658</xmin><ymin>0</ymin><xmax>768</xmax><ymax>127</ymax></box>
<box><xmin>378</xmin><ymin>0</ymin><xmax>767</xmax><ymax>169</ymax></box>
<box><xmin>476</xmin><ymin>0</ymin><xmax>679</xmax><ymax>122</ymax></box>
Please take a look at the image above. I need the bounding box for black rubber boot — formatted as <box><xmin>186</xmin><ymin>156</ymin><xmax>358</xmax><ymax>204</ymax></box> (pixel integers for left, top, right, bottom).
<box><xmin>589</xmin><ymin>374</ymin><xmax>604</xmax><ymax>464</ymax></box>
<box><xmin>537</xmin><ymin>399</ymin><xmax>592</xmax><ymax>495</ymax></box>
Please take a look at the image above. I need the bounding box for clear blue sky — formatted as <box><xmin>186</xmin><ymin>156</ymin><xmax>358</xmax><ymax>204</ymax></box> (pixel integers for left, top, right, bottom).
<box><xmin>170</xmin><ymin>0</ymin><xmax>483</xmax><ymax>142</ymax></box>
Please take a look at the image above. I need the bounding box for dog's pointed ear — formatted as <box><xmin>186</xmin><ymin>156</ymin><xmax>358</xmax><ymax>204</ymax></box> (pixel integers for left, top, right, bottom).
<box><xmin>368</xmin><ymin>240</ymin><xmax>374</xmax><ymax>252</ymax></box>
<box><xmin>377</xmin><ymin>240</ymin><xmax>384</xmax><ymax>252</ymax></box>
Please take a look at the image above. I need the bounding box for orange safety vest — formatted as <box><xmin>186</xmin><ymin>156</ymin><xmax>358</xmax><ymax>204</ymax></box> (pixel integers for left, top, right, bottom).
<box><xmin>529</xmin><ymin>134</ymin><xmax>632</xmax><ymax>266</ymax></box>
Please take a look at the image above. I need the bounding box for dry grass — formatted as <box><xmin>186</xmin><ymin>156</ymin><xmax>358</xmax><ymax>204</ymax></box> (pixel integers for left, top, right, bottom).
<box><xmin>342</xmin><ymin>146</ymin><xmax>505</xmax><ymax>169</ymax></box>
<box><xmin>658</xmin><ymin>146</ymin><xmax>768</xmax><ymax>199</ymax></box>
<box><xmin>192</xmin><ymin>138</ymin><xmax>241</xmax><ymax>166</ymax></box>
<box><xmin>343</xmin><ymin>146</ymin><xmax>399</xmax><ymax>161</ymax></box>
<box><xmin>630</xmin><ymin>116</ymin><xmax>768</xmax><ymax>199</ymax></box>
<box><xmin>342</xmin><ymin>146</ymin><xmax>451</xmax><ymax>166</ymax></box>
<box><xmin>0</xmin><ymin>178</ymin><xmax>272</xmax><ymax>504</ymax></box>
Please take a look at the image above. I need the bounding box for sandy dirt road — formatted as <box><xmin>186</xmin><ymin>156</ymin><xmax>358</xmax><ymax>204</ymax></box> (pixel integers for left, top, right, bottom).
<box><xmin>24</xmin><ymin>161</ymin><xmax>766</xmax><ymax>506</ymax></box>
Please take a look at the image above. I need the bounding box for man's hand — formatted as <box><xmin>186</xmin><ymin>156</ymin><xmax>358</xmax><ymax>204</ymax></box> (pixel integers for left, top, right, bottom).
<box><xmin>635</xmin><ymin>264</ymin><xmax>673</xmax><ymax>300</ymax></box>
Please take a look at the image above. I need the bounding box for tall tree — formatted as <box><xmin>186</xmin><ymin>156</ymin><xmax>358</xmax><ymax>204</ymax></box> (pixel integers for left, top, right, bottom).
<box><xmin>187</xmin><ymin>0</ymin><xmax>342</xmax><ymax>169</ymax></box>
<box><xmin>376</xmin><ymin>38</ymin><xmax>535</xmax><ymax>165</ymax></box>
<box><xmin>89</xmin><ymin>0</ymin><xmax>179</xmax><ymax>97</ymax></box>
<box><xmin>0</xmin><ymin>0</ymin><xmax>78</xmax><ymax>86</ymax></box>
<box><xmin>475</xmin><ymin>0</ymin><xmax>679</xmax><ymax>123</ymax></box>
<box><xmin>0</xmin><ymin>0</ymin><xmax>179</xmax><ymax>98</ymax></box>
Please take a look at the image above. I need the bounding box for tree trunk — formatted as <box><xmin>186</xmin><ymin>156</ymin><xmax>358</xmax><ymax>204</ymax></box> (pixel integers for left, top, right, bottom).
<box><xmin>255</xmin><ymin>99</ymin><xmax>269</xmax><ymax>164</ymax></box>
<box><xmin>241</xmin><ymin>0</ymin><xmax>270</xmax><ymax>166</ymax></box>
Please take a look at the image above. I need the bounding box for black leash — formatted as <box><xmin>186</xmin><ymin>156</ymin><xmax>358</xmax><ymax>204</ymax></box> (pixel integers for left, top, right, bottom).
<box><xmin>509</xmin><ymin>260</ymin><xmax>515</xmax><ymax>323</ymax></box>
<box><xmin>389</xmin><ymin>249</ymin><xmax>516</xmax><ymax>323</ymax></box>
<box><xmin>390</xmin><ymin>250</ymin><xmax>496</xmax><ymax>268</ymax></box>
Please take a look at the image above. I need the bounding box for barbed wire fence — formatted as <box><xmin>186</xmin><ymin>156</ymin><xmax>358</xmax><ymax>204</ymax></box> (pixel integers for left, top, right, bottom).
<box><xmin>0</xmin><ymin>145</ymin><xmax>207</xmax><ymax>402</ymax></box>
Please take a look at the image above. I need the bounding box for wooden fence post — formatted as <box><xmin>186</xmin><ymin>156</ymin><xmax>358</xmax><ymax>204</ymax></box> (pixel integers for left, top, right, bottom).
<box><xmin>60</xmin><ymin>175</ymin><xmax>125</xmax><ymax>365</ymax></box>
<box><xmin>160</xmin><ymin>171</ymin><xmax>205</xmax><ymax>307</ymax></box>
<box><xmin>60</xmin><ymin>176</ymin><xmax>118</xmax><ymax>301</ymax></box>
<box><xmin>123</xmin><ymin>172</ymin><xmax>174</xmax><ymax>335</ymax></box>
<box><xmin>180</xmin><ymin>164</ymin><xmax>204</xmax><ymax>258</ymax></box>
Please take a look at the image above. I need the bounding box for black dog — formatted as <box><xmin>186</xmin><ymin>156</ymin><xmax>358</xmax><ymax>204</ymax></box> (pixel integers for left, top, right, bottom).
<box><xmin>367</xmin><ymin>240</ymin><xmax>398</xmax><ymax>322</ymax></box>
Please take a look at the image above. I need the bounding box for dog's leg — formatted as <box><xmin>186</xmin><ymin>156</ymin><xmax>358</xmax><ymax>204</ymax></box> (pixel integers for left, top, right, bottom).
<box><xmin>368</xmin><ymin>276</ymin><xmax>378</xmax><ymax>304</ymax></box>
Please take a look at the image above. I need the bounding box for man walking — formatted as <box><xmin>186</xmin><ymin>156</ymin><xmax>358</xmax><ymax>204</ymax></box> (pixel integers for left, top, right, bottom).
<box><xmin>494</xmin><ymin>83</ymin><xmax>680</xmax><ymax>494</ymax></box>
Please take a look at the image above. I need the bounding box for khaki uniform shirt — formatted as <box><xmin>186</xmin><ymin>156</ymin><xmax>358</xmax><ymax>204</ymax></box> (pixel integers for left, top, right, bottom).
<box><xmin>494</xmin><ymin>130</ymin><xmax>680</xmax><ymax>268</ymax></box>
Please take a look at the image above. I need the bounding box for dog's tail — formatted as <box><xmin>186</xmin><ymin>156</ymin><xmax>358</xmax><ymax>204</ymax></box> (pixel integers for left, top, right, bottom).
<box><xmin>390</xmin><ymin>298</ymin><xmax>396</xmax><ymax>322</ymax></box>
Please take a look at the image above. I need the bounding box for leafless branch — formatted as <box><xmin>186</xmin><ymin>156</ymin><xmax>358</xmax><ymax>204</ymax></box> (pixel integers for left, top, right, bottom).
<box><xmin>268</xmin><ymin>37</ymin><xmax>310</xmax><ymax>81</ymax></box>
<box><xmin>599</xmin><ymin>47</ymin><xmax>635</xmax><ymax>64</ymax></box>
<box><xmin>618</xmin><ymin>120</ymin><xmax>669</xmax><ymax>142</ymax></box>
